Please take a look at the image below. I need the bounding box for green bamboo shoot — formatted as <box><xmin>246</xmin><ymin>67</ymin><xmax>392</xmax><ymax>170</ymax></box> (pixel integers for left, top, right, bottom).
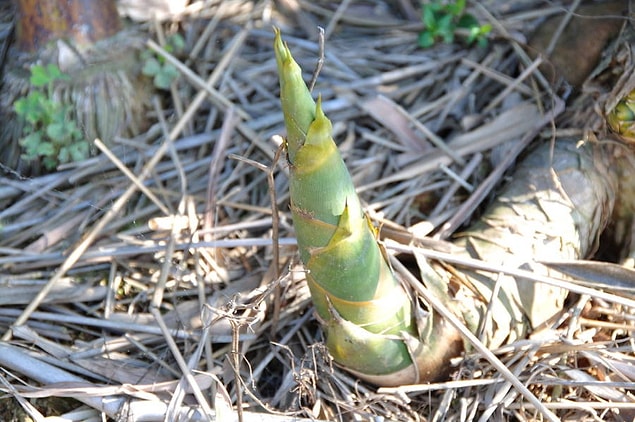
<box><xmin>274</xmin><ymin>29</ymin><xmax>462</xmax><ymax>385</ymax></box>
<box><xmin>607</xmin><ymin>90</ymin><xmax>635</xmax><ymax>144</ymax></box>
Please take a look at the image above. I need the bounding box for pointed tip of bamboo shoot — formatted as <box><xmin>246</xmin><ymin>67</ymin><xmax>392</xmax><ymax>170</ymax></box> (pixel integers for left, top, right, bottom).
<box><xmin>273</xmin><ymin>27</ymin><xmax>288</xmax><ymax>69</ymax></box>
<box><xmin>273</xmin><ymin>27</ymin><xmax>303</xmax><ymax>87</ymax></box>
<box><xmin>273</xmin><ymin>28</ymin><xmax>316</xmax><ymax>162</ymax></box>
<box><xmin>305</xmin><ymin>95</ymin><xmax>333</xmax><ymax>147</ymax></box>
<box><xmin>330</xmin><ymin>200</ymin><xmax>355</xmax><ymax>240</ymax></box>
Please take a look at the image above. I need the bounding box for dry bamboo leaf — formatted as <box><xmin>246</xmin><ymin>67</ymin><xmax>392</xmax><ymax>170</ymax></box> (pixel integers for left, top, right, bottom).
<box><xmin>541</xmin><ymin>260</ymin><xmax>635</xmax><ymax>294</ymax></box>
<box><xmin>448</xmin><ymin>102</ymin><xmax>541</xmax><ymax>150</ymax></box>
<box><xmin>0</xmin><ymin>278</ymin><xmax>106</xmax><ymax>305</ymax></box>
<box><xmin>360</xmin><ymin>95</ymin><xmax>430</xmax><ymax>152</ymax></box>
<box><xmin>563</xmin><ymin>369</ymin><xmax>632</xmax><ymax>402</ymax></box>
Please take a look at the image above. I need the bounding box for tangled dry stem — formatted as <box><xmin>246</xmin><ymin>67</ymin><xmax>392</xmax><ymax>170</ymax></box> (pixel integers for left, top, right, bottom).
<box><xmin>0</xmin><ymin>1</ymin><xmax>634</xmax><ymax>421</ymax></box>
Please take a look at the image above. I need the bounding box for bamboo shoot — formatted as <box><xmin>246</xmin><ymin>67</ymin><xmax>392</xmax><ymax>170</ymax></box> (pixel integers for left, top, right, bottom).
<box><xmin>274</xmin><ymin>29</ymin><xmax>462</xmax><ymax>386</ymax></box>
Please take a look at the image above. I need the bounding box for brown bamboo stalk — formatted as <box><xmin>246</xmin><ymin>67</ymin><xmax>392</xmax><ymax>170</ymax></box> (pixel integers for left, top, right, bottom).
<box><xmin>15</xmin><ymin>0</ymin><xmax>121</xmax><ymax>52</ymax></box>
<box><xmin>3</xmin><ymin>0</ymin><xmax>149</xmax><ymax>173</ymax></box>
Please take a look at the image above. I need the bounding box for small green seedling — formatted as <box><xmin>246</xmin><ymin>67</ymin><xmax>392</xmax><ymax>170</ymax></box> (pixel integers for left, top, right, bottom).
<box><xmin>419</xmin><ymin>0</ymin><xmax>492</xmax><ymax>48</ymax></box>
<box><xmin>14</xmin><ymin>64</ymin><xmax>87</xmax><ymax>170</ymax></box>
<box><xmin>142</xmin><ymin>33</ymin><xmax>185</xmax><ymax>90</ymax></box>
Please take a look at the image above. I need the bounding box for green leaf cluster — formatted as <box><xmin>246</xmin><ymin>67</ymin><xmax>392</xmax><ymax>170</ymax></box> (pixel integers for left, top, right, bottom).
<box><xmin>142</xmin><ymin>33</ymin><xmax>185</xmax><ymax>90</ymax></box>
<box><xmin>419</xmin><ymin>0</ymin><xmax>492</xmax><ymax>48</ymax></box>
<box><xmin>13</xmin><ymin>64</ymin><xmax>87</xmax><ymax>170</ymax></box>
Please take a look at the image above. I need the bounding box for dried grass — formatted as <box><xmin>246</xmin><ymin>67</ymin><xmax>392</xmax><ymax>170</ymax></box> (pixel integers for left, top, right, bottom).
<box><xmin>1</xmin><ymin>1</ymin><xmax>634</xmax><ymax>421</ymax></box>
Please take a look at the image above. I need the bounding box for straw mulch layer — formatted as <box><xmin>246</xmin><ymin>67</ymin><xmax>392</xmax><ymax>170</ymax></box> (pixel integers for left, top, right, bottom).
<box><xmin>1</xmin><ymin>1</ymin><xmax>634</xmax><ymax>421</ymax></box>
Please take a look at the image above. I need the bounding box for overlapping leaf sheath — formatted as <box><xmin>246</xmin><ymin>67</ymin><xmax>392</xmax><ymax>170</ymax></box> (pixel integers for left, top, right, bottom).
<box><xmin>452</xmin><ymin>139</ymin><xmax>624</xmax><ymax>348</ymax></box>
<box><xmin>274</xmin><ymin>29</ymin><xmax>461</xmax><ymax>385</ymax></box>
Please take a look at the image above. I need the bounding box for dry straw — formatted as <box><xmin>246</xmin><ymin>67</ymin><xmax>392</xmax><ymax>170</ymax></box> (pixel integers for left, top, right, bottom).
<box><xmin>1</xmin><ymin>1</ymin><xmax>634</xmax><ymax>421</ymax></box>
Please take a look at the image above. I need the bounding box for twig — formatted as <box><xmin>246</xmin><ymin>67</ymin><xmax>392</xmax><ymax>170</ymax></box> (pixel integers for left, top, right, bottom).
<box><xmin>388</xmin><ymin>243</ymin><xmax>635</xmax><ymax>310</ymax></box>
<box><xmin>230</xmin><ymin>314</ymin><xmax>244</xmax><ymax>422</ymax></box>
<box><xmin>323</xmin><ymin>0</ymin><xmax>351</xmax><ymax>40</ymax></box>
<box><xmin>94</xmin><ymin>139</ymin><xmax>170</xmax><ymax>215</ymax></box>
<box><xmin>545</xmin><ymin>0</ymin><xmax>582</xmax><ymax>56</ymax></box>
<box><xmin>308</xmin><ymin>26</ymin><xmax>325</xmax><ymax>92</ymax></box>
<box><xmin>204</xmin><ymin>106</ymin><xmax>237</xmax><ymax>242</ymax></box>
<box><xmin>149</xmin><ymin>306</ymin><xmax>215</xmax><ymax>419</ymax></box>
